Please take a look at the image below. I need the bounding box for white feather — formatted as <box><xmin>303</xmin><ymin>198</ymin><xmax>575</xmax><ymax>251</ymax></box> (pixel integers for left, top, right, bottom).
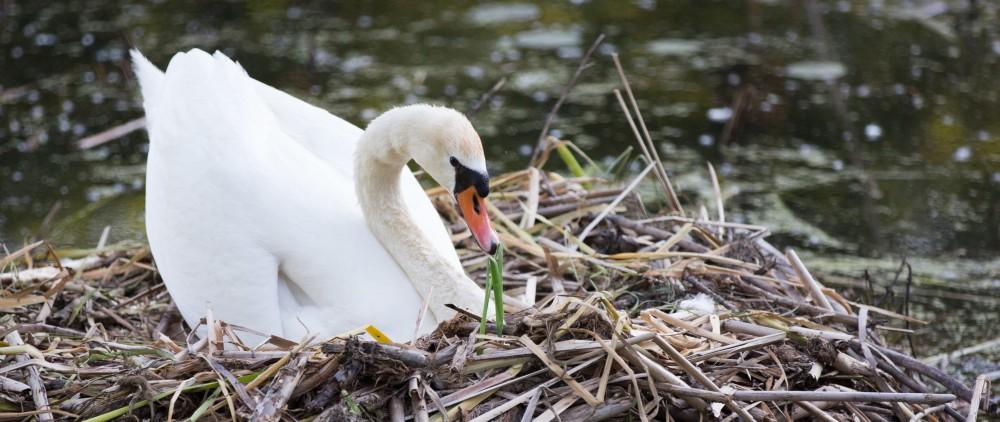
<box><xmin>134</xmin><ymin>49</ymin><xmax>469</xmax><ymax>342</ymax></box>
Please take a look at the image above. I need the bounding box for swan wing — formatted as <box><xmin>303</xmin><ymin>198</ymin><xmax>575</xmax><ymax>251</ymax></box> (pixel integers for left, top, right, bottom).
<box><xmin>133</xmin><ymin>49</ymin><xmax>456</xmax><ymax>340</ymax></box>
<box><xmin>241</xmin><ymin>55</ymin><xmax>463</xmax><ymax>273</ymax></box>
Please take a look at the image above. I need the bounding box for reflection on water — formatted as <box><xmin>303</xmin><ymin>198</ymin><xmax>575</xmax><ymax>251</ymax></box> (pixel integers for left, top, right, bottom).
<box><xmin>0</xmin><ymin>0</ymin><xmax>998</xmax><ymax>374</ymax></box>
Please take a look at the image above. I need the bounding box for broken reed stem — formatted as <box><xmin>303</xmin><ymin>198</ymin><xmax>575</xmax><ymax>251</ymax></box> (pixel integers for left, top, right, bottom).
<box><xmin>530</xmin><ymin>33</ymin><xmax>605</xmax><ymax>166</ymax></box>
<box><xmin>3</xmin><ymin>331</ymin><xmax>52</xmax><ymax>422</ymax></box>
<box><xmin>573</xmin><ymin>162</ymin><xmax>655</xmax><ymax>250</ymax></box>
<box><xmin>76</xmin><ymin>117</ymin><xmax>146</xmax><ymax>149</ymax></box>
<box><xmin>612</xmin><ymin>89</ymin><xmax>677</xmax><ymax>211</ymax></box>
<box><xmin>798</xmin><ymin>401</ymin><xmax>839</xmax><ymax>422</ymax></box>
<box><xmin>651</xmin><ymin>335</ymin><xmax>757</xmax><ymax>421</ymax></box>
<box><xmin>707</xmin><ymin>162</ymin><xmax>725</xmax><ymax>239</ymax></box>
<box><xmin>251</xmin><ymin>353</ymin><xmax>310</xmax><ymax>421</ymax></box>
<box><xmin>656</xmin><ymin>384</ymin><xmax>955</xmax><ymax>405</ymax></box>
<box><xmin>965</xmin><ymin>375</ymin><xmax>988</xmax><ymax>422</ymax></box>
<box><xmin>786</xmin><ymin>248</ymin><xmax>835</xmax><ymax>312</ymax></box>
<box><xmin>611</xmin><ymin>53</ymin><xmax>684</xmax><ymax>216</ymax></box>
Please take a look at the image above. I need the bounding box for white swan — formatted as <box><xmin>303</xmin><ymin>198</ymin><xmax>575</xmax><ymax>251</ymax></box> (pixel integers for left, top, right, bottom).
<box><xmin>132</xmin><ymin>49</ymin><xmax>499</xmax><ymax>342</ymax></box>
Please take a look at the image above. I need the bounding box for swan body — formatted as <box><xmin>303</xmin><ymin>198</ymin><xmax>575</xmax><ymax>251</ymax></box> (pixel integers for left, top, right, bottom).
<box><xmin>133</xmin><ymin>49</ymin><xmax>494</xmax><ymax>342</ymax></box>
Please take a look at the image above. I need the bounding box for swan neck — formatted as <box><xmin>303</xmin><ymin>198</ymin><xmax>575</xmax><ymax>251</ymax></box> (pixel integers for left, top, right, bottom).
<box><xmin>354</xmin><ymin>116</ymin><xmax>471</xmax><ymax>321</ymax></box>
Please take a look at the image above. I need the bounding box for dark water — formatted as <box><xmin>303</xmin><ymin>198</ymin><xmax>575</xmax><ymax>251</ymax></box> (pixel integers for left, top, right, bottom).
<box><xmin>1</xmin><ymin>1</ymin><xmax>998</xmax><ymax>380</ymax></box>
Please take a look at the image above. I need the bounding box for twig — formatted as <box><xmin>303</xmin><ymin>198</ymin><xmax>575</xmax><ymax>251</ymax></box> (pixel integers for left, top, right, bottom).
<box><xmin>798</xmin><ymin>401</ymin><xmax>838</xmax><ymax>422</ymax></box>
<box><xmin>611</xmin><ymin>54</ymin><xmax>683</xmax><ymax>215</ymax></box>
<box><xmin>864</xmin><ymin>343</ymin><xmax>975</xmax><ymax>402</ymax></box>
<box><xmin>651</xmin><ymin>335</ymin><xmax>756</xmax><ymax>421</ymax></box>
<box><xmin>910</xmin><ymin>404</ymin><xmax>949</xmax><ymax>421</ymax></box>
<box><xmin>529</xmin><ymin>34</ymin><xmax>605</xmax><ymax>166</ymax></box>
<box><xmin>786</xmin><ymin>249</ymin><xmax>835</xmax><ymax>312</ymax></box>
<box><xmin>573</xmin><ymin>162</ymin><xmax>655</xmax><ymax>249</ymax></box>
<box><xmin>76</xmin><ymin>117</ymin><xmax>146</xmax><ymax>149</ymax></box>
<box><xmin>467</xmin><ymin>77</ymin><xmax>506</xmax><ymax>115</ymax></box>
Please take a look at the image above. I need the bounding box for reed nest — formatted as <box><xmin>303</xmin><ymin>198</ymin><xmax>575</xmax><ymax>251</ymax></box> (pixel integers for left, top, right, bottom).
<box><xmin>0</xmin><ymin>155</ymin><xmax>991</xmax><ymax>421</ymax></box>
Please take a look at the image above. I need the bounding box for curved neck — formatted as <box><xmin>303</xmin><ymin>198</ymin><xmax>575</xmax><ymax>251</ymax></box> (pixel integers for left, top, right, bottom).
<box><xmin>354</xmin><ymin>110</ymin><xmax>482</xmax><ymax>322</ymax></box>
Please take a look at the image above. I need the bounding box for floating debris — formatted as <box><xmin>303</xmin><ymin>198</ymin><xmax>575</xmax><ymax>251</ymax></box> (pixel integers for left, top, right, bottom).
<box><xmin>785</xmin><ymin>61</ymin><xmax>847</xmax><ymax>81</ymax></box>
<box><xmin>646</xmin><ymin>39</ymin><xmax>704</xmax><ymax>56</ymax></box>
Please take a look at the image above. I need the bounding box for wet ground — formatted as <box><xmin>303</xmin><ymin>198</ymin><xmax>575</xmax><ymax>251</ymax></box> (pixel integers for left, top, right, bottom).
<box><xmin>1</xmin><ymin>1</ymin><xmax>998</xmax><ymax>383</ymax></box>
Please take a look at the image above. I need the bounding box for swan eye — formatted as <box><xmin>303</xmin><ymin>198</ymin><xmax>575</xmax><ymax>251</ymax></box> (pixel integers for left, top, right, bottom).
<box><xmin>452</xmin><ymin>158</ymin><xmax>490</xmax><ymax>197</ymax></box>
<box><xmin>449</xmin><ymin>156</ymin><xmax>459</xmax><ymax>167</ymax></box>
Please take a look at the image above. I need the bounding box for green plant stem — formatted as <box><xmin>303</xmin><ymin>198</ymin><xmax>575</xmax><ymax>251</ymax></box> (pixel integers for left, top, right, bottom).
<box><xmin>479</xmin><ymin>272</ymin><xmax>493</xmax><ymax>335</ymax></box>
<box><xmin>555</xmin><ymin>143</ymin><xmax>586</xmax><ymax>178</ymax></box>
<box><xmin>479</xmin><ymin>243</ymin><xmax>505</xmax><ymax>335</ymax></box>
<box><xmin>491</xmin><ymin>245</ymin><xmax>505</xmax><ymax>334</ymax></box>
<box><xmin>81</xmin><ymin>373</ymin><xmax>258</xmax><ymax>422</ymax></box>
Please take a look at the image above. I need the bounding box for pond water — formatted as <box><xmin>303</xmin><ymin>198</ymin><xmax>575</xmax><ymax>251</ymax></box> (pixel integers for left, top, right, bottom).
<box><xmin>1</xmin><ymin>1</ymin><xmax>998</xmax><ymax>382</ymax></box>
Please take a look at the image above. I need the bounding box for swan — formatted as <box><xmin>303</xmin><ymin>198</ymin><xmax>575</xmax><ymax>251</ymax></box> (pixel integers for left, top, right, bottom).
<box><xmin>131</xmin><ymin>49</ymin><xmax>499</xmax><ymax>342</ymax></box>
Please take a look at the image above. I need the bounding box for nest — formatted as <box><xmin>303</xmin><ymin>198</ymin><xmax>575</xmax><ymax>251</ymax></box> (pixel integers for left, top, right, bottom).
<box><xmin>0</xmin><ymin>160</ymin><xmax>989</xmax><ymax>421</ymax></box>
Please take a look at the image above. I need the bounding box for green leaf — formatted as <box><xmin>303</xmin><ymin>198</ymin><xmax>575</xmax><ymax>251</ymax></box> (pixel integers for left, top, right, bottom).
<box><xmin>491</xmin><ymin>244</ymin><xmax>505</xmax><ymax>335</ymax></box>
<box><xmin>480</xmin><ymin>243</ymin><xmax>505</xmax><ymax>335</ymax></box>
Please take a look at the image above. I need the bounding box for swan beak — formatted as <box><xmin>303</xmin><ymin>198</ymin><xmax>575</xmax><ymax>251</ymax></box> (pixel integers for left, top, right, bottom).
<box><xmin>456</xmin><ymin>187</ymin><xmax>499</xmax><ymax>254</ymax></box>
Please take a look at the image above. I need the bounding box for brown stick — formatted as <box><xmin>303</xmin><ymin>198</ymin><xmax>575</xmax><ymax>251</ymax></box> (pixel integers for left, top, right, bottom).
<box><xmin>860</xmin><ymin>343</ymin><xmax>975</xmax><ymax>403</ymax></box>
<box><xmin>605</xmin><ymin>215</ymin><xmax>709</xmax><ymax>252</ymax></box>
<box><xmin>651</xmin><ymin>335</ymin><xmax>757</xmax><ymax>421</ymax></box>
<box><xmin>76</xmin><ymin>117</ymin><xmax>146</xmax><ymax>149</ymax></box>
<box><xmin>611</xmin><ymin>53</ymin><xmax>683</xmax><ymax>215</ymax></box>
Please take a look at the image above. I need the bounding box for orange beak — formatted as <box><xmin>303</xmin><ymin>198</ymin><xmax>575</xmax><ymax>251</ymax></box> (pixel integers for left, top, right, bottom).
<box><xmin>456</xmin><ymin>187</ymin><xmax>499</xmax><ymax>254</ymax></box>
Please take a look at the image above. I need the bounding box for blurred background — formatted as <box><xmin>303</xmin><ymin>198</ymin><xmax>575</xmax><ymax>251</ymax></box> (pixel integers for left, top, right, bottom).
<box><xmin>0</xmin><ymin>1</ymin><xmax>997</xmax><ymax>380</ymax></box>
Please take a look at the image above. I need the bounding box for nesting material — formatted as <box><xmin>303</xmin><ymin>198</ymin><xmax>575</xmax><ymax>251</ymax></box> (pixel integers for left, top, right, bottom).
<box><xmin>0</xmin><ymin>163</ymin><xmax>985</xmax><ymax>421</ymax></box>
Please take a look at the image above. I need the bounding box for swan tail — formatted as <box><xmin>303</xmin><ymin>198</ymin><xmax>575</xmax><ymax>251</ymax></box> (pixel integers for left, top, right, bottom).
<box><xmin>131</xmin><ymin>49</ymin><xmax>164</xmax><ymax>107</ymax></box>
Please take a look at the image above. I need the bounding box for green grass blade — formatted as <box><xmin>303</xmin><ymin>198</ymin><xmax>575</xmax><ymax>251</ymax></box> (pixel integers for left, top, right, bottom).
<box><xmin>187</xmin><ymin>387</ymin><xmax>221</xmax><ymax>421</ymax></box>
<box><xmin>555</xmin><ymin>143</ymin><xmax>586</xmax><ymax>178</ymax></box>
<box><xmin>480</xmin><ymin>243</ymin><xmax>506</xmax><ymax>335</ymax></box>
<box><xmin>479</xmin><ymin>268</ymin><xmax>493</xmax><ymax>335</ymax></box>
<box><xmin>81</xmin><ymin>373</ymin><xmax>258</xmax><ymax>422</ymax></box>
<box><xmin>490</xmin><ymin>244</ymin><xmax>505</xmax><ymax>335</ymax></box>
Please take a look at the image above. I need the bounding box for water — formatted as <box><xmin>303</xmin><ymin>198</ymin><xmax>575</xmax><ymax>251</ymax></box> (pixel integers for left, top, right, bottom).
<box><xmin>1</xmin><ymin>1</ymin><xmax>998</xmax><ymax>381</ymax></box>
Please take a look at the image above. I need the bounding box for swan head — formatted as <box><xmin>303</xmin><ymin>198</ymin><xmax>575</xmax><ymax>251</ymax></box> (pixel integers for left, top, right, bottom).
<box><xmin>405</xmin><ymin>106</ymin><xmax>500</xmax><ymax>254</ymax></box>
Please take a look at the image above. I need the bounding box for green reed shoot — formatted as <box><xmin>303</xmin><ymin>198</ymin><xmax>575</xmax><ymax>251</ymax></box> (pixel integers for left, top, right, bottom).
<box><xmin>479</xmin><ymin>243</ymin><xmax>505</xmax><ymax>335</ymax></box>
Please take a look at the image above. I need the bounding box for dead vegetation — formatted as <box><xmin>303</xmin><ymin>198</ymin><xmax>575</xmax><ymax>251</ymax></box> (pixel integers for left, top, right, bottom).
<box><xmin>0</xmin><ymin>158</ymin><xmax>992</xmax><ymax>421</ymax></box>
<box><xmin>1</xmin><ymin>44</ymin><xmax>993</xmax><ymax>422</ymax></box>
